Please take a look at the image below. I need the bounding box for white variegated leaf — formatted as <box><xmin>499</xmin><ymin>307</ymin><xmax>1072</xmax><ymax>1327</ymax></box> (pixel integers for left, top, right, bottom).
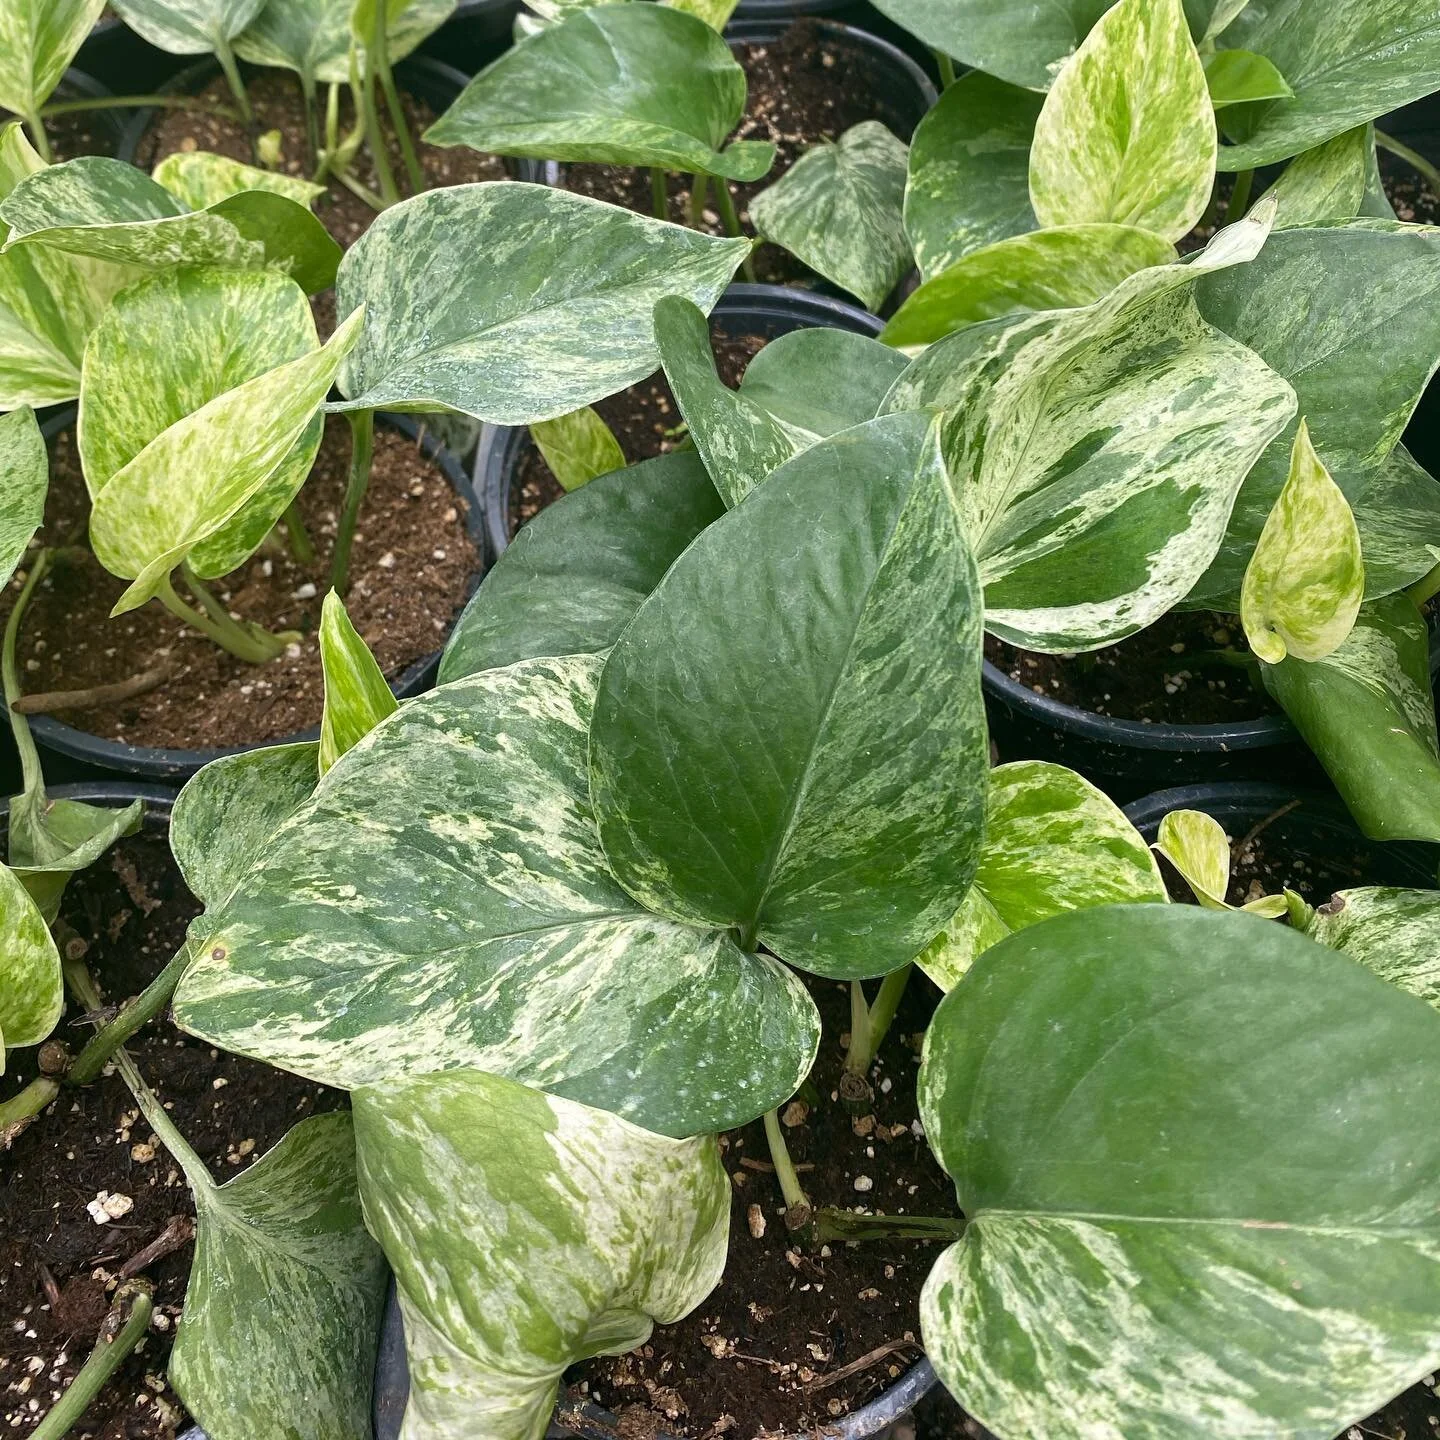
<box><xmin>919</xmin><ymin>761</ymin><xmax>1163</xmax><ymax>991</ymax></box>
<box><xmin>173</xmin><ymin>653</ymin><xmax>820</xmax><ymax>1138</ymax></box>
<box><xmin>0</xmin><ymin>0</ymin><xmax>107</xmax><ymax>121</ymax></box>
<box><xmin>152</xmin><ymin>150</ymin><xmax>325</xmax><ymax>209</ymax></box>
<box><xmin>0</xmin><ymin>404</ymin><xmax>45</xmax><ymax>586</ymax></box>
<box><xmin>1295</xmin><ymin>887</ymin><xmax>1440</xmax><ymax>1010</ymax></box>
<box><xmin>0</xmin><ymin>861</ymin><xmax>61</xmax><ymax>1062</ymax></box>
<box><xmin>1260</xmin><ymin>125</ymin><xmax>1373</xmax><ymax>230</ymax></box>
<box><xmin>1154</xmin><ymin>807</ymin><xmax>1231</xmax><ymax>908</ymax></box>
<box><xmin>354</xmin><ymin>1068</ymin><xmax>728</xmax><ymax>1440</ymax></box>
<box><xmin>109</xmin><ymin>0</ymin><xmax>263</xmax><ymax>53</ymax></box>
<box><xmin>319</xmin><ymin>589</ymin><xmax>397</xmax><ymax>774</ymax></box>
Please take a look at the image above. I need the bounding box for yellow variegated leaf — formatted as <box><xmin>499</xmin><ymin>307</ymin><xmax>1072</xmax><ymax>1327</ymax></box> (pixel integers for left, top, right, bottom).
<box><xmin>0</xmin><ymin>0</ymin><xmax>107</xmax><ymax>123</ymax></box>
<box><xmin>319</xmin><ymin>590</ymin><xmax>397</xmax><ymax>773</ymax></box>
<box><xmin>0</xmin><ymin>861</ymin><xmax>61</xmax><ymax>1067</ymax></box>
<box><xmin>529</xmin><ymin>405</ymin><xmax>625</xmax><ymax>492</ymax></box>
<box><xmin>153</xmin><ymin>150</ymin><xmax>326</xmax><ymax>209</ymax></box>
<box><xmin>1154</xmin><ymin>808</ymin><xmax>1231</xmax><ymax>909</ymax></box>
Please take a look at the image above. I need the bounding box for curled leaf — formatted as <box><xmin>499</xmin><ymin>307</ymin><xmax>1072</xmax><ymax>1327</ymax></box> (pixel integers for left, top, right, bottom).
<box><xmin>319</xmin><ymin>590</ymin><xmax>397</xmax><ymax>774</ymax></box>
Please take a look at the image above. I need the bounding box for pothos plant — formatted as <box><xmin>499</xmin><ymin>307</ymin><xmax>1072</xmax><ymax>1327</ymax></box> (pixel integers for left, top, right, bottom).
<box><xmin>0</xmin><ymin>0</ymin><xmax>108</xmax><ymax>162</ymax></box>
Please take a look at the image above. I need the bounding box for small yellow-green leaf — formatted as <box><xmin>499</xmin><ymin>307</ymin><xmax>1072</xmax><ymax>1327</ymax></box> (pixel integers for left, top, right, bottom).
<box><xmin>319</xmin><ymin>590</ymin><xmax>397</xmax><ymax>774</ymax></box>
<box><xmin>0</xmin><ymin>405</ymin><xmax>46</xmax><ymax>588</ymax></box>
<box><xmin>529</xmin><ymin>406</ymin><xmax>625</xmax><ymax>492</ymax></box>
<box><xmin>1241</xmin><ymin>419</ymin><xmax>1365</xmax><ymax>664</ymax></box>
<box><xmin>1154</xmin><ymin>808</ymin><xmax>1231</xmax><ymax>909</ymax></box>
<box><xmin>1240</xmin><ymin>892</ymin><xmax>1290</xmax><ymax>918</ymax></box>
<box><xmin>153</xmin><ymin>151</ymin><xmax>326</xmax><ymax>210</ymax></box>
<box><xmin>1029</xmin><ymin>0</ymin><xmax>1216</xmax><ymax>243</ymax></box>
<box><xmin>663</xmin><ymin>0</ymin><xmax>738</xmax><ymax>31</ymax></box>
<box><xmin>1260</xmin><ymin>124</ymin><xmax>1372</xmax><ymax>229</ymax></box>
<box><xmin>0</xmin><ymin>860</ymin><xmax>61</xmax><ymax>1065</ymax></box>
<box><xmin>1204</xmin><ymin>48</ymin><xmax>1293</xmax><ymax>108</ymax></box>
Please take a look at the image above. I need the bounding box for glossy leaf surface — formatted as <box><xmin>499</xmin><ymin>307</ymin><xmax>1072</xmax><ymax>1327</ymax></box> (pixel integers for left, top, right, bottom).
<box><xmin>110</xmin><ymin>0</ymin><xmax>263</xmax><ymax>52</ymax></box>
<box><xmin>319</xmin><ymin>590</ymin><xmax>396</xmax><ymax>773</ymax></box>
<box><xmin>0</xmin><ymin>0</ymin><xmax>107</xmax><ymax>119</ymax></box>
<box><xmin>529</xmin><ymin>405</ymin><xmax>624</xmax><ymax>492</ymax></box>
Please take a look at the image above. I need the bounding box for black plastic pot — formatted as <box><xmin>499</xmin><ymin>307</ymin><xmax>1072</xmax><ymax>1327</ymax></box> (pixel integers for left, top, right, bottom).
<box><xmin>30</xmin><ymin>67</ymin><xmax>129</xmax><ymax>159</ymax></box>
<box><xmin>420</xmin><ymin>0</ymin><xmax>524</xmax><ymax>69</ymax></box>
<box><xmin>1123</xmin><ymin>781</ymin><xmax>1440</xmax><ymax>888</ymax></box>
<box><xmin>474</xmin><ymin>282</ymin><xmax>883</xmax><ymax>563</ymax></box>
<box><xmin>984</xmin><ymin>623</ymin><xmax>1440</xmax><ymax>804</ymax></box>
<box><xmin>21</xmin><ymin>412</ymin><xmax>484</xmax><ymax>786</ymax></box>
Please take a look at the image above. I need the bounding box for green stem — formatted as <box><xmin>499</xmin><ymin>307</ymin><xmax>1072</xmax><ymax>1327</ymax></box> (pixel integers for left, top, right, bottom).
<box><xmin>65</xmin><ymin>948</ymin><xmax>193</xmax><ymax>1089</ymax></box>
<box><xmin>689</xmin><ymin>172</ymin><xmax>709</xmax><ymax>228</ymax></box>
<box><xmin>156</xmin><ymin>571</ymin><xmax>291</xmax><ymax>664</ymax></box>
<box><xmin>213</xmin><ymin>33</ymin><xmax>254</xmax><ymax>126</ymax></box>
<box><xmin>40</xmin><ymin>94</ymin><xmax>241</xmax><ymax>120</ymax></box>
<box><xmin>372</xmin><ymin>9</ymin><xmax>425</xmax><ymax>196</ymax></box>
<box><xmin>30</xmin><ymin>1282</ymin><xmax>154</xmax><ymax>1440</ymax></box>
<box><xmin>0</xmin><ymin>1077</ymin><xmax>59</xmax><ymax>1146</ymax></box>
<box><xmin>813</xmin><ymin>1208</ymin><xmax>968</xmax><ymax>1245</ymax></box>
<box><xmin>713</xmin><ymin>180</ymin><xmax>756</xmax><ymax>282</ymax></box>
<box><xmin>4</xmin><ymin>548</ymin><xmax>49</xmax><ymax>800</ymax></box>
<box><xmin>846</xmin><ymin>979</ymin><xmax>872</xmax><ymax>1076</ymax></box>
<box><xmin>281</xmin><ymin>502</ymin><xmax>317</xmax><ymax>566</ymax></box>
<box><xmin>1407</xmin><ymin>558</ymin><xmax>1440</xmax><ymax>608</ymax></box>
<box><xmin>864</xmin><ymin>963</ymin><xmax>911</xmax><ymax>1064</ymax></box>
<box><xmin>302</xmin><ymin>72</ymin><xmax>321</xmax><ymax>172</ymax></box>
<box><xmin>933</xmin><ymin>50</ymin><xmax>958</xmax><ymax>89</ymax></box>
<box><xmin>332</xmin><ymin>409</ymin><xmax>375</xmax><ymax>594</ymax></box>
<box><xmin>1223</xmin><ymin>168</ymin><xmax>1255</xmax><ymax>225</ymax></box>
<box><xmin>354</xmin><ymin>45</ymin><xmax>400</xmax><ymax>207</ymax></box>
<box><xmin>1375</xmin><ymin>129</ymin><xmax>1440</xmax><ymax>199</ymax></box>
<box><xmin>650</xmin><ymin>167</ymin><xmax>668</xmax><ymax>221</ymax></box>
<box><xmin>23</xmin><ymin>110</ymin><xmax>51</xmax><ymax>162</ymax></box>
<box><xmin>330</xmin><ymin>163</ymin><xmax>387</xmax><ymax>211</ymax></box>
<box><xmin>763</xmin><ymin>1107</ymin><xmax>812</xmax><ymax>1228</ymax></box>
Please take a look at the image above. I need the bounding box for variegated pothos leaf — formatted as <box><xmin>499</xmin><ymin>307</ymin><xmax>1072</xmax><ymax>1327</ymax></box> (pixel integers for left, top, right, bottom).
<box><xmin>528</xmin><ymin>406</ymin><xmax>625</xmax><ymax>492</ymax></box>
<box><xmin>1294</xmin><ymin>887</ymin><xmax>1440</xmax><ymax>1010</ymax></box>
<box><xmin>0</xmin><ymin>0</ymin><xmax>107</xmax><ymax>120</ymax></box>
<box><xmin>109</xmin><ymin>0</ymin><xmax>264</xmax><ymax>52</ymax></box>
<box><xmin>152</xmin><ymin>150</ymin><xmax>326</xmax><ymax>209</ymax></box>
<box><xmin>319</xmin><ymin>589</ymin><xmax>397</xmax><ymax>774</ymax></box>
<box><xmin>0</xmin><ymin>404</ymin><xmax>44</xmax><ymax>586</ymax></box>
<box><xmin>1260</xmin><ymin>125</ymin><xmax>1374</xmax><ymax>229</ymax></box>
<box><xmin>0</xmin><ymin>862</ymin><xmax>61</xmax><ymax>1061</ymax></box>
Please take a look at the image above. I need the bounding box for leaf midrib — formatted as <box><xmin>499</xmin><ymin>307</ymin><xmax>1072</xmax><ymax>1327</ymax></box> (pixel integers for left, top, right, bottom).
<box><xmin>971</xmin><ymin>1206</ymin><xmax>1439</xmax><ymax>1239</ymax></box>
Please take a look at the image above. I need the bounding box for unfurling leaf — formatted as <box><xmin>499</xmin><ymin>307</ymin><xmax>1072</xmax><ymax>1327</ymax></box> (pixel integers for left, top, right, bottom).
<box><xmin>174</xmin><ymin>653</ymin><xmax>820</xmax><ymax>1138</ymax></box>
<box><xmin>749</xmin><ymin>122</ymin><xmax>910</xmax><ymax>313</ymax></box>
<box><xmin>1029</xmin><ymin>0</ymin><xmax>1216</xmax><ymax>243</ymax></box>
<box><xmin>109</xmin><ymin>0</ymin><xmax>264</xmax><ymax>53</ymax></box>
<box><xmin>1294</xmin><ymin>887</ymin><xmax>1440</xmax><ymax>1009</ymax></box>
<box><xmin>424</xmin><ymin>6</ymin><xmax>774</xmax><ymax>182</ymax></box>
<box><xmin>1152</xmin><ymin>808</ymin><xmax>1288</xmax><ymax>917</ymax></box>
<box><xmin>529</xmin><ymin>406</ymin><xmax>624</xmax><ymax>492</ymax></box>
<box><xmin>328</xmin><ymin>182</ymin><xmax>749</xmax><ymax>424</ymax></box>
<box><xmin>0</xmin><ymin>0</ymin><xmax>107</xmax><ymax>123</ymax></box>
<box><xmin>590</xmin><ymin>413</ymin><xmax>989</xmax><ymax>980</ymax></box>
<box><xmin>920</xmin><ymin>905</ymin><xmax>1440</xmax><ymax>1440</ymax></box>
<box><xmin>1242</xmin><ymin>420</ymin><xmax>1364</xmax><ymax>664</ymax></box>
<box><xmin>919</xmin><ymin>761</ymin><xmax>1165</xmax><ymax>991</ymax></box>
<box><xmin>1203</xmin><ymin>48</ymin><xmax>1292</xmax><ymax>107</ymax></box>
<box><xmin>1260</xmin><ymin>125</ymin><xmax>1373</xmax><ymax>230</ymax></box>
<box><xmin>353</xmin><ymin>1068</ymin><xmax>729</xmax><ymax>1440</ymax></box>
<box><xmin>152</xmin><ymin>150</ymin><xmax>326</xmax><ymax>210</ymax></box>
<box><xmin>319</xmin><ymin>590</ymin><xmax>397</xmax><ymax>773</ymax></box>
<box><xmin>166</xmin><ymin>1112</ymin><xmax>389</xmax><ymax>1440</ymax></box>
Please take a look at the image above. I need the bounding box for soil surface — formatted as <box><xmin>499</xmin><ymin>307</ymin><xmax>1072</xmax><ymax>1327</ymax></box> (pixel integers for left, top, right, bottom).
<box><xmin>559</xmin><ymin>20</ymin><xmax>916</xmax><ymax>293</ymax></box>
<box><xmin>1</xmin><ymin>416</ymin><xmax>478</xmax><ymax>752</ymax></box>
<box><xmin>0</xmin><ymin>825</ymin><xmax>344</xmax><ymax>1440</ymax></box>
<box><xmin>35</xmin><ymin>78</ymin><xmax>125</xmax><ymax>165</ymax></box>
<box><xmin>509</xmin><ymin>332</ymin><xmax>768</xmax><ymax>538</ymax></box>
<box><xmin>135</xmin><ymin>69</ymin><xmax>508</xmax><ymax>247</ymax></box>
<box><xmin>985</xmin><ymin>611</ymin><xmax>1276</xmax><ymax>726</ymax></box>
<box><xmin>570</xmin><ymin>969</ymin><xmax>957</xmax><ymax>1437</ymax></box>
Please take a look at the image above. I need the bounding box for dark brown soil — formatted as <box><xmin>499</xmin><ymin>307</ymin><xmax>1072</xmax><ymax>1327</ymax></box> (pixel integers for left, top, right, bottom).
<box><xmin>509</xmin><ymin>332</ymin><xmax>767</xmax><ymax>538</ymax></box>
<box><xmin>1</xmin><ymin>416</ymin><xmax>478</xmax><ymax>751</ymax></box>
<box><xmin>559</xmin><ymin>20</ymin><xmax>913</xmax><ymax>292</ymax></box>
<box><xmin>36</xmin><ymin>82</ymin><xmax>124</xmax><ymax>165</ymax></box>
<box><xmin>985</xmin><ymin>610</ymin><xmax>1276</xmax><ymax>726</ymax></box>
<box><xmin>135</xmin><ymin>69</ymin><xmax>509</xmax><ymax>247</ymax></box>
<box><xmin>1378</xmin><ymin>147</ymin><xmax>1440</xmax><ymax>225</ymax></box>
<box><xmin>570</xmin><ymin>969</ymin><xmax>957</xmax><ymax>1437</ymax></box>
<box><xmin>0</xmin><ymin>826</ymin><xmax>344</xmax><ymax>1440</ymax></box>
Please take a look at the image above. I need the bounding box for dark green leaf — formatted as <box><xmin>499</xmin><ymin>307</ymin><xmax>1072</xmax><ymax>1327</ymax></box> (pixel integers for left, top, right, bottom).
<box><xmin>1204</xmin><ymin>48</ymin><xmax>1293</xmax><ymax>108</ymax></box>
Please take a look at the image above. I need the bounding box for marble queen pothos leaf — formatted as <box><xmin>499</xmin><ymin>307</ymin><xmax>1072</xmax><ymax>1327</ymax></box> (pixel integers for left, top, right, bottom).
<box><xmin>1293</xmin><ymin>886</ymin><xmax>1440</xmax><ymax>1010</ymax></box>
<box><xmin>1216</xmin><ymin>0</ymin><xmax>1440</xmax><ymax>170</ymax></box>
<box><xmin>354</xmin><ymin>1068</ymin><xmax>729</xmax><ymax>1440</ymax></box>
<box><xmin>1260</xmin><ymin>124</ymin><xmax>1373</xmax><ymax>230</ymax></box>
<box><xmin>152</xmin><ymin>150</ymin><xmax>326</xmax><ymax>209</ymax></box>
<box><xmin>1028</xmin><ymin>0</ymin><xmax>1216</xmax><ymax>244</ymax></box>
<box><xmin>749</xmin><ymin>122</ymin><xmax>910</xmax><ymax>313</ymax></box>
<box><xmin>438</xmin><ymin>449</ymin><xmax>724</xmax><ymax>681</ymax></box>
<box><xmin>1191</xmin><ymin>221</ymin><xmax>1440</xmax><ymax>608</ymax></box>
<box><xmin>0</xmin><ymin>862</ymin><xmax>61</xmax><ymax>1062</ymax></box>
<box><xmin>0</xmin><ymin>0</ymin><xmax>107</xmax><ymax>123</ymax></box>
<box><xmin>109</xmin><ymin>0</ymin><xmax>263</xmax><ymax>53</ymax></box>
<box><xmin>235</xmin><ymin>0</ymin><xmax>454</xmax><ymax>87</ymax></box>
<box><xmin>920</xmin><ymin>904</ymin><xmax>1440</xmax><ymax>1440</ymax></box>
<box><xmin>167</xmin><ymin>1111</ymin><xmax>389</xmax><ymax>1440</ymax></box>
<box><xmin>318</xmin><ymin>590</ymin><xmax>396</xmax><ymax>774</ymax></box>
<box><xmin>918</xmin><ymin>760</ymin><xmax>1165</xmax><ymax>992</ymax></box>
<box><xmin>327</xmin><ymin>182</ymin><xmax>749</xmax><ymax>424</ymax></box>
<box><xmin>590</xmin><ymin>413</ymin><xmax>989</xmax><ymax>981</ymax></box>
<box><xmin>0</xmin><ymin>156</ymin><xmax>341</xmax><ymax>294</ymax></box>
<box><xmin>884</xmin><ymin>210</ymin><xmax>1296</xmax><ymax>652</ymax></box>
<box><xmin>173</xmin><ymin>652</ymin><xmax>820</xmax><ymax>1138</ymax></box>
<box><xmin>0</xmin><ymin>404</ymin><xmax>45</xmax><ymax>585</ymax></box>
<box><xmin>423</xmin><ymin>5</ymin><xmax>774</xmax><ymax>181</ymax></box>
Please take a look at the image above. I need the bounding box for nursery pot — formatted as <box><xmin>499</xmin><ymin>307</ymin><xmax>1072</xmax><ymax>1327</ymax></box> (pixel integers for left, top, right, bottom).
<box><xmin>22</xmin><ymin>411</ymin><xmax>485</xmax><ymax>786</ymax></box>
<box><xmin>23</xmin><ymin>67</ymin><xmax>130</xmax><ymax>160</ymax></box>
<box><xmin>1123</xmin><ymin>781</ymin><xmax>1440</xmax><ymax>889</ymax></box>
<box><xmin>78</xmin><ymin>17</ymin><xmax>192</xmax><ymax>96</ymax></box>
<box><xmin>474</xmin><ymin>282</ymin><xmax>884</xmax><ymax>563</ymax></box>
<box><xmin>983</xmin><ymin>622</ymin><xmax>1440</xmax><ymax>803</ymax></box>
<box><xmin>421</xmin><ymin>0</ymin><xmax>524</xmax><ymax>69</ymax></box>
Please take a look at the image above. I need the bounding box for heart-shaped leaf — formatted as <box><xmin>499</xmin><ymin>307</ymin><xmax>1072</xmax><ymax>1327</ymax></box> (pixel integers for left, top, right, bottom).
<box><xmin>9</xmin><ymin>792</ymin><xmax>143</xmax><ymax>924</ymax></box>
<box><xmin>86</xmin><ymin>279</ymin><xmax>362</xmax><ymax>613</ymax></box>
<box><xmin>885</xmin><ymin>212</ymin><xmax>1296</xmax><ymax>652</ymax></box>
<box><xmin>1241</xmin><ymin>419</ymin><xmax>1364</xmax><ymax>664</ymax></box>
<box><xmin>174</xmin><ymin>652</ymin><xmax>820</xmax><ymax>1137</ymax></box>
<box><xmin>0</xmin><ymin>156</ymin><xmax>341</xmax><ymax>294</ymax></box>
<box><xmin>0</xmin><ymin>0</ymin><xmax>107</xmax><ymax>123</ymax></box>
<box><xmin>1261</xmin><ymin>124</ymin><xmax>1374</xmax><ymax>230</ymax></box>
<box><xmin>918</xmin><ymin>760</ymin><xmax>1164</xmax><ymax>991</ymax></box>
<box><xmin>750</xmin><ymin>122</ymin><xmax>910</xmax><ymax>313</ymax></box>
<box><xmin>165</xmin><ymin>1111</ymin><xmax>389</xmax><ymax>1440</ymax></box>
<box><xmin>1204</xmin><ymin>48</ymin><xmax>1293</xmax><ymax>108</ymax></box>
<box><xmin>1192</xmin><ymin>222</ymin><xmax>1440</xmax><ymax>608</ymax></box>
<box><xmin>0</xmin><ymin>128</ymin><xmax>137</xmax><ymax>410</ymax></box>
<box><xmin>904</xmin><ymin>72</ymin><xmax>1041</xmax><ymax>283</ymax></box>
<box><xmin>1151</xmin><ymin>807</ymin><xmax>1287</xmax><ymax>916</ymax></box>
<box><xmin>328</xmin><ymin>182</ymin><xmax>749</xmax><ymax>423</ymax></box>
<box><xmin>354</xmin><ymin>1067</ymin><xmax>729</xmax><ymax>1440</ymax></box>
<box><xmin>110</xmin><ymin>0</ymin><xmax>264</xmax><ymax>53</ymax></box>
<box><xmin>440</xmin><ymin>450</ymin><xmax>723</xmax><ymax>682</ymax></box>
<box><xmin>1262</xmin><ymin>594</ymin><xmax>1440</xmax><ymax>843</ymax></box>
<box><xmin>0</xmin><ymin>862</ymin><xmax>61</xmax><ymax>1060</ymax></box>
<box><xmin>424</xmin><ymin>5</ymin><xmax>773</xmax><ymax>181</ymax></box>
<box><xmin>1217</xmin><ymin>0</ymin><xmax>1440</xmax><ymax>169</ymax></box>
<box><xmin>319</xmin><ymin>589</ymin><xmax>396</xmax><ymax>773</ymax></box>
<box><xmin>236</xmin><ymin>0</ymin><xmax>452</xmax><ymax>86</ymax></box>
<box><xmin>152</xmin><ymin>150</ymin><xmax>326</xmax><ymax>209</ymax></box>
<box><xmin>590</xmin><ymin>412</ymin><xmax>988</xmax><ymax>980</ymax></box>
<box><xmin>920</xmin><ymin>904</ymin><xmax>1440</xmax><ymax>1440</ymax></box>
<box><xmin>881</xmin><ymin>224</ymin><xmax>1175</xmax><ymax>351</ymax></box>
<box><xmin>529</xmin><ymin>405</ymin><xmax>624</xmax><ymax>492</ymax></box>
<box><xmin>1293</xmin><ymin>887</ymin><xmax>1440</xmax><ymax>1009</ymax></box>
<box><xmin>1029</xmin><ymin>0</ymin><xmax>1215</xmax><ymax>243</ymax></box>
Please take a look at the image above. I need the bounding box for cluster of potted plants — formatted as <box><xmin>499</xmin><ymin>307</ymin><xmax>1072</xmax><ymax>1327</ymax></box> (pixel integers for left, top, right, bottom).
<box><xmin>4</xmin><ymin>0</ymin><xmax>1440</xmax><ymax>1438</ymax></box>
